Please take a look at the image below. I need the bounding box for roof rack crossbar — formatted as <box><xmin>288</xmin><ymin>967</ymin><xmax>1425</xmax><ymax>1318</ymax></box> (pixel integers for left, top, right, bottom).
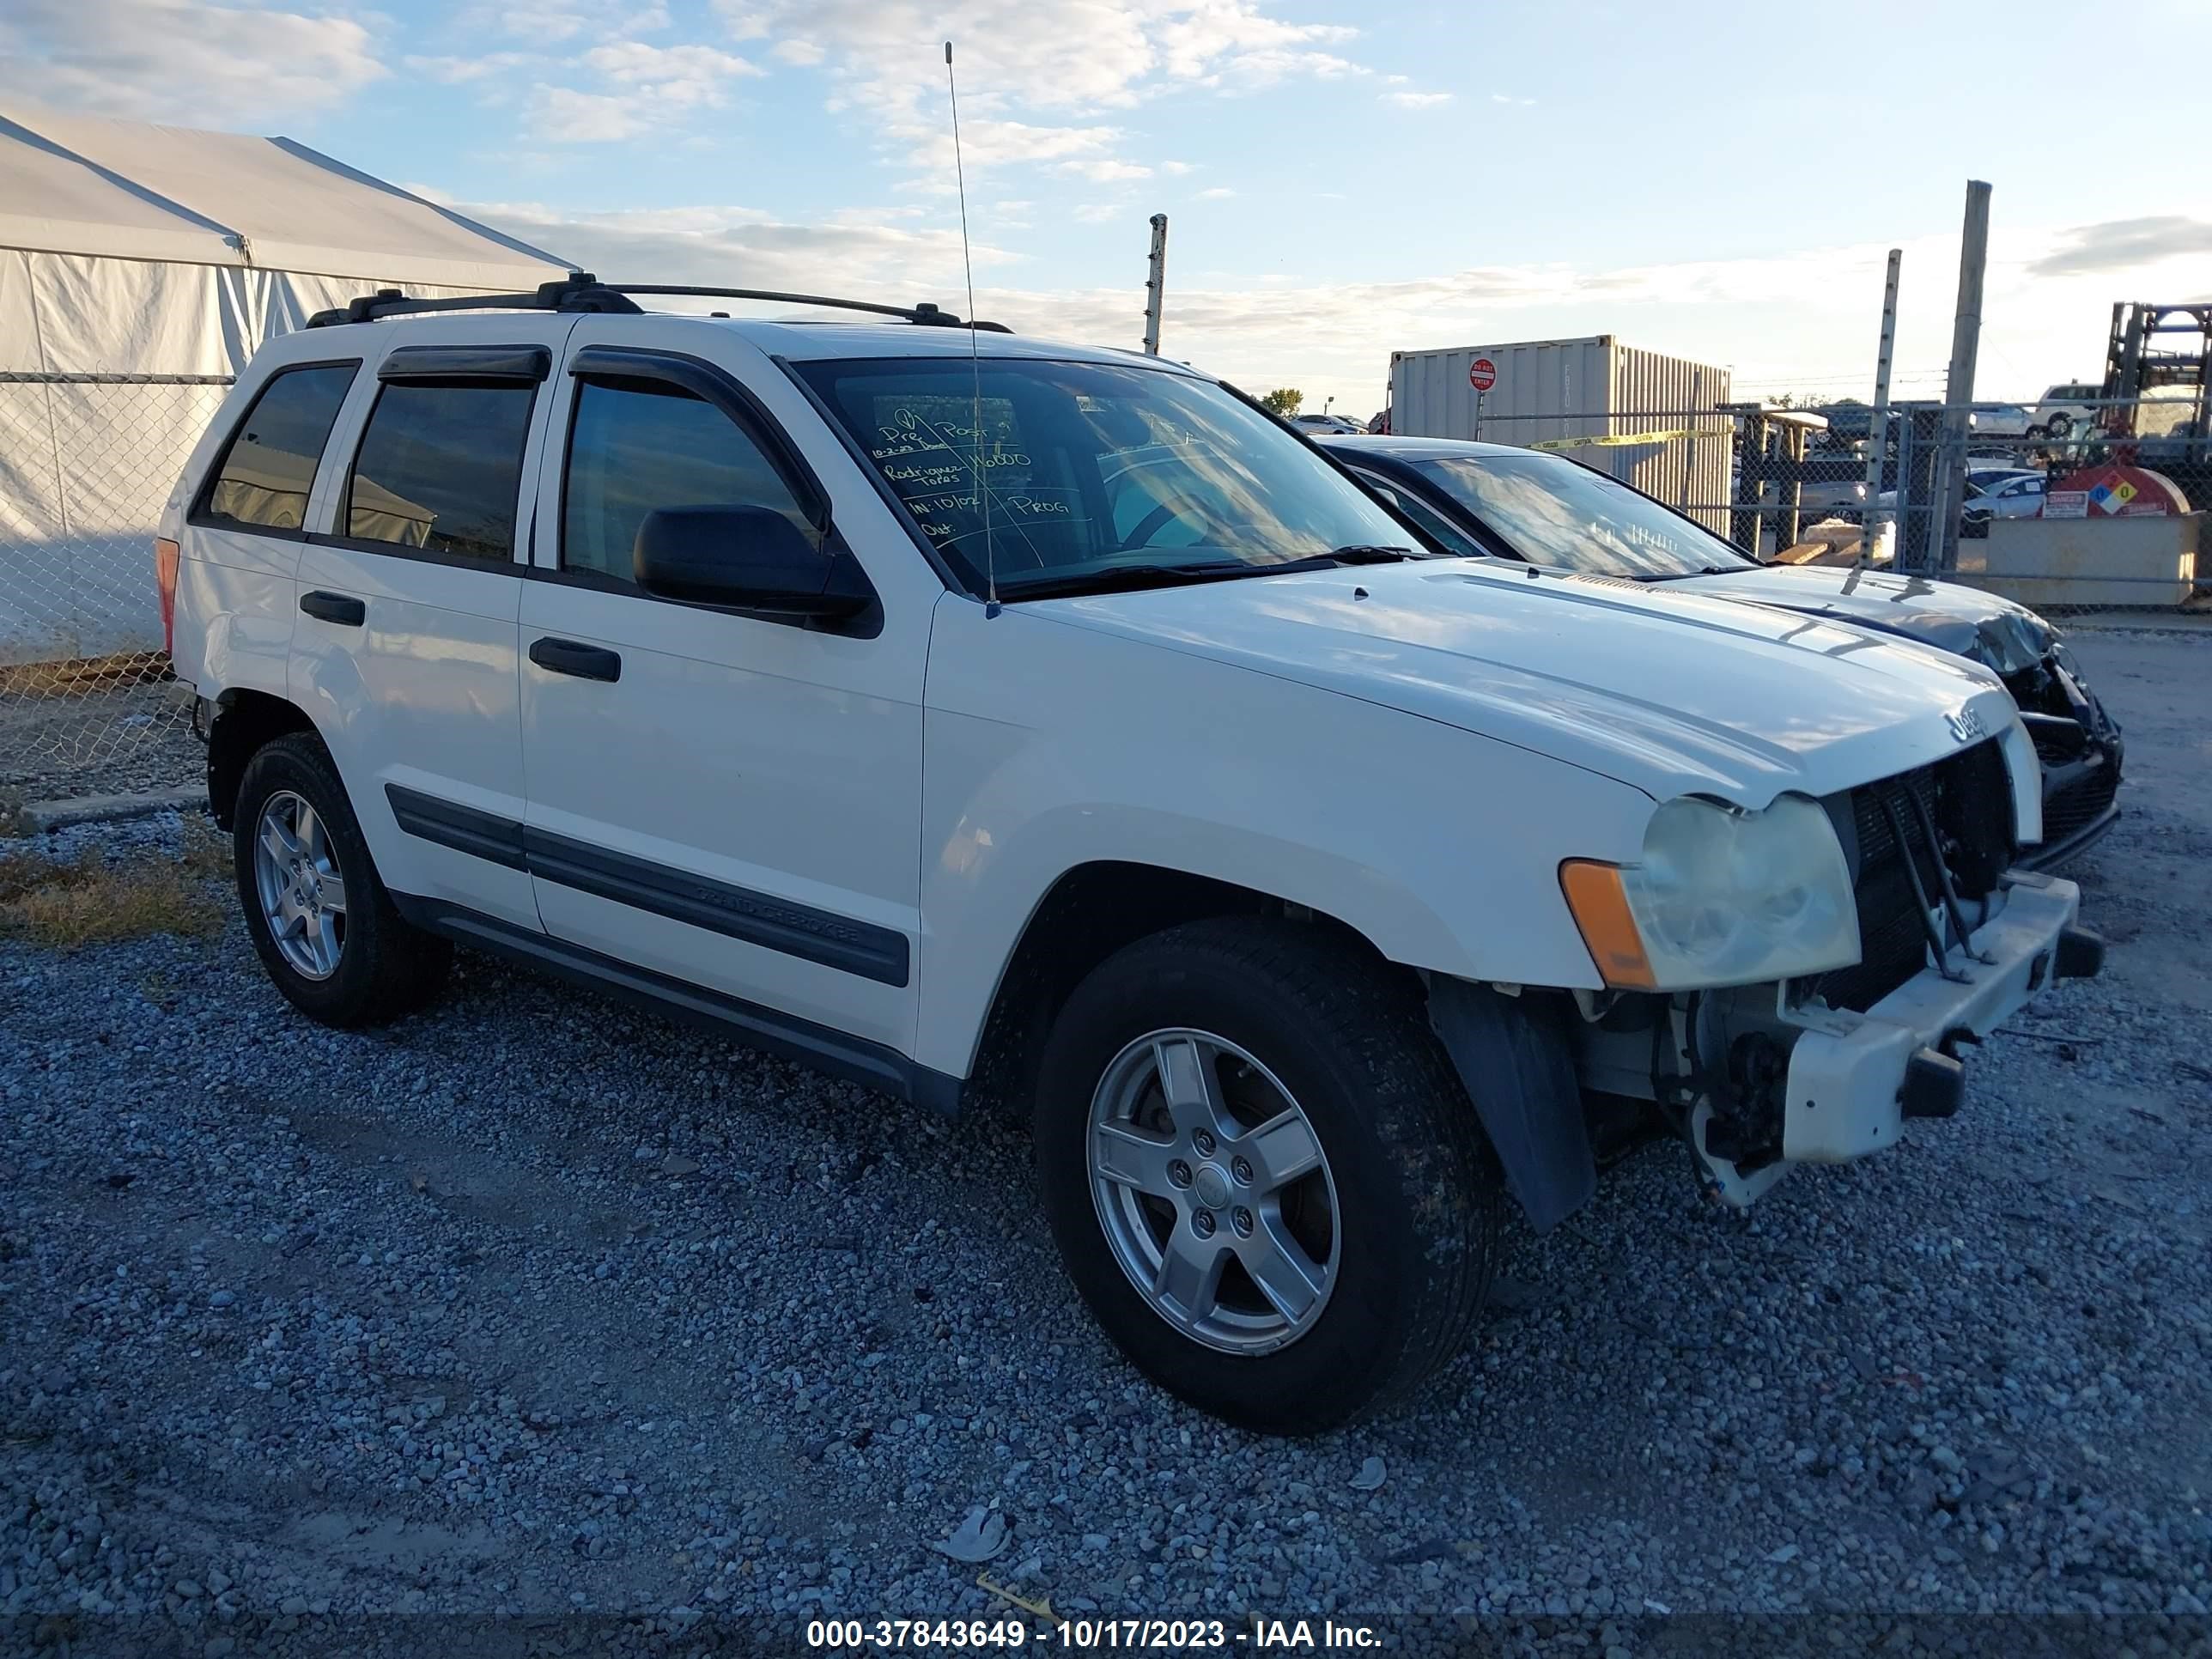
<box><xmin>306</xmin><ymin>273</ymin><xmax>1012</xmax><ymax>332</ymax></box>
<box><xmin>304</xmin><ymin>273</ymin><xmax>641</xmax><ymax>329</ymax></box>
<box><xmin>599</xmin><ymin>285</ymin><xmax>1011</xmax><ymax>332</ymax></box>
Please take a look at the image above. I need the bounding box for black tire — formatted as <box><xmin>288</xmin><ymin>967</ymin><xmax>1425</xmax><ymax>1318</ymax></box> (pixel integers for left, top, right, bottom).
<box><xmin>233</xmin><ymin>732</ymin><xmax>451</xmax><ymax>1027</ymax></box>
<box><xmin>2047</xmin><ymin>412</ymin><xmax>2073</xmax><ymax>438</ymax></box>
<box><xmin>1034</xmin><ymin>916</ymin><xmax>1503</xmax><ymax>1434</ymax></box>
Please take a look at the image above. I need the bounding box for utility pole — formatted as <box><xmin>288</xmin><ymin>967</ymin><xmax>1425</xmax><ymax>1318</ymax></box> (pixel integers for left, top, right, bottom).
<box><xmin>1142</xmin><ymin>213</ymin><xmax>1169</xmax><ymax>356</ymax></box>
<box><xmin>1936</xmin><ymin>181</ymin><xmax>1991</xmax><ymax>573</ymax></box>
<box><xmin>1861</xmin><ymin>248</ymin><xmax>1902</xmax><ymax>563</ymax></box>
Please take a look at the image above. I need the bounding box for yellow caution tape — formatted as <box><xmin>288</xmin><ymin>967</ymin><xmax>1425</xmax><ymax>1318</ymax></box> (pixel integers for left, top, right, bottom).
<box><xmin>1524</xmin><ymin>428</ymin><xmax>1732</xmax><ymax>453</ymax></box>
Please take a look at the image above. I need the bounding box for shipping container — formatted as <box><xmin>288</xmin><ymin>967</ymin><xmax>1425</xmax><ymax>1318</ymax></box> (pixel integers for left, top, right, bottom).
<box><xmin>1388</xmin><ymin>337</ymin><xmax>1735</xmax><ymax>532</ymax></box>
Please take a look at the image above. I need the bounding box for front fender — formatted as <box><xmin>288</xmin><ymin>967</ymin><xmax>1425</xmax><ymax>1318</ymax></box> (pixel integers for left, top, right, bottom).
<box><xmin>913</xmin><ymin>599</ymin><xmax>1655</xmax><ymax>1079</ymax></box>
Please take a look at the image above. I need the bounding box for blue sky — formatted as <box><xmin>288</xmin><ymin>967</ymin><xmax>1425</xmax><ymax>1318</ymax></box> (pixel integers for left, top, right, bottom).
<box><xmin>6</xmin><ymin>0</ymin><xmax>2210</xmax><ymax>413</ymax></box>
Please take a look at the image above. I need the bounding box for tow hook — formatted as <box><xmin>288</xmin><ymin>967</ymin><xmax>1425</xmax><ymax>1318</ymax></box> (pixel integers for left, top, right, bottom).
<box><xmin>2054</xmin><ymin>925</ymin><xmax>2106</xmax><ymax>981</ymax></box>
<box><xmin>1899</xmin><ymin>1045</ymin><xmax>1966</xmax><ymax>1120</ymax></box>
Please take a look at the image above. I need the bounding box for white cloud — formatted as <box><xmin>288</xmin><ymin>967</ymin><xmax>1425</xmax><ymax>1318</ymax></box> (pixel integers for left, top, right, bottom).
<box><xmin>1382</xmin><ymin>89</ymin><xmax>1451</xmax><ymax>109</ymax></box>
<box><xmin>772</xmin><ymin>38</ymin><xmax>826</xmax><ymax>65</ymax></box>
<box><xmin>1059</xmin><ymin>158</ymin><xmax>1152</xmax><ymax>182</ymax></box>
<box><xmin>446</xmin><ymin>198</ymin><xmax>1023</xmax><ymax>295</ymax></box>
<box><xmin>724</xmin><ymin>2</ymin><xmax>1378</xmax><ymax>176</ymax></box>
<box><xmin>0</xmin><ymin>0</ymin><xmax>382</xmax><ymax>119</ymax></box>
<box><xmin>511</xmin><ymin>8</ymin><xmax>584</xmax><ymax>39</ymax></box>
<box><xmin>1153</xmin><ymin>3</ymin><xmax>1360</xmax><ymax>87</ymax></box>
<box><xmin>1197</xmin><ymin>186</ymin><xmax>1235</xmax><ymax>199</ymax></box>
<box><xmin>405</xmin><ymin>52</ymin><xmax>534</xmax><ymax>84</ymax></box>
<box><xmin>1160</xmin><ymin>161</ymin><xmax>1194</xmax><ymax>175</ymax></box>
<box><xmin>526</xmin><ymin>39</ymin><xmax>765</xmax><ymax>141</ymax></box>
<box><xmin>584</xmin><ymin>40</ymin><xmax>763</xmax><ymax>106</ymax></box>
<box><xmin>1073</xmin><ymin>204</ymin><xmax>1123</xmax><ymax>224</ymax></box>
<box><xmin>527</xmin><ymin>86</ymin><xmax>651</xmax><ymax>143</ymax></box>
<box><xmin>2027</xmin><ymin>215</ymin><xmax>2212</xmax><ymax>277</ymax></box>
<box><xmin>1490</xmin><ymin>93</ymin><xmax>1535</xmax><ymax>106</ymax></box>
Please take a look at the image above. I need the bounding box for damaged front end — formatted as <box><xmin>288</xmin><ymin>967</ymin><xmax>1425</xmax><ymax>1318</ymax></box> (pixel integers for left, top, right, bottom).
<box><xmin>2000</xmin><ymin>645</ymin><xmax>2124</xmax><ymax>869</ymax></box>
<box><xmin>1558</xmin><ymin>737</ymin><xmax>2103</xmax><ymax>1210</ymax></box>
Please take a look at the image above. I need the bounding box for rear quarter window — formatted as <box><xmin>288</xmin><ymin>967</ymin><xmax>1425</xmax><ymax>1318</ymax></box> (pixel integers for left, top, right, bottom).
<box><xmin>197</xmin><ymin>363</ymin><xmax>359</xmax><ymax>532</ymax></box>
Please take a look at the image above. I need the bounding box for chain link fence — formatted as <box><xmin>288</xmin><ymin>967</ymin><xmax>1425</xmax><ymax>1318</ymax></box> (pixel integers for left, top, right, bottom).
<box><xmin>1</xmin><ymin>374</ymin><xmax>231</xmax><ymax>810</ymax></box>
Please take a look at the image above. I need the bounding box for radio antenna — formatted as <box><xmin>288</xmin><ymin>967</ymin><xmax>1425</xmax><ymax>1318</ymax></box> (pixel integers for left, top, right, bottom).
<box><xmin>945</xmin><ymin>40</ymin><xmax>997</xmax><ymax>615</ymax></box>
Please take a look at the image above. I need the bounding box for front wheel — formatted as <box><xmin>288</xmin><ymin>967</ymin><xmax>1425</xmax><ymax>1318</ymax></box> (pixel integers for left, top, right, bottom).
<box><xmin>1034</xmin><ymin>917</ymin><xmax>1503</xmax><ymax>1433</ymax></box>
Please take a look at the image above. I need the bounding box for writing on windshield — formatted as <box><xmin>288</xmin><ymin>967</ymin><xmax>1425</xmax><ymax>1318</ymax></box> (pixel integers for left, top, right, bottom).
<box><xmin>798</xmin><ymin>356</ymin><xmax>1417</xmax><ymax>598</ymax></box>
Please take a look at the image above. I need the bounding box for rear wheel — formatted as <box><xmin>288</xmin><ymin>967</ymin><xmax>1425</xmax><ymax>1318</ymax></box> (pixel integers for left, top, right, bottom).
<box><xmin>234</xmin><ymin>733</ymin><xmax>450</xmax><ymax>1027</ymax></box>
<box><xmin>1034</xmin><ymin>917</ymin><xmax>1503</xmax><ymax>1433</ymax></box>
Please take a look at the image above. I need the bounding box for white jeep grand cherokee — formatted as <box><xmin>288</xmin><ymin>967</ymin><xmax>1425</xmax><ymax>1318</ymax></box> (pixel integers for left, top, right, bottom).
<box><xmin>158</xmin><ymin>276</ymin><xmax>2102</xmax><ymax>1433</ymax></box>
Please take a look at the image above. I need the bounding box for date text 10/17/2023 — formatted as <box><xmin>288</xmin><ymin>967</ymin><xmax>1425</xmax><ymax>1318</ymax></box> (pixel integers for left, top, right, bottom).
<box><xmin>805</xmin><ymin>1618</ymin><xmax>1382</xmax><ymax>1651</ymax></box>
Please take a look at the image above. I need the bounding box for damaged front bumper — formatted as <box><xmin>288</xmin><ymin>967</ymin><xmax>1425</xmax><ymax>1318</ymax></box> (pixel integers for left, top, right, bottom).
<box><xmin>2010</xmin><ymin>653</ymin><xmax>2124</xmax><ymax>872</ymax></box>
<box><xmin>1694</xmin><ymin>872</ymin><xmax>2101</xmax><ymax>1205</ymax></box>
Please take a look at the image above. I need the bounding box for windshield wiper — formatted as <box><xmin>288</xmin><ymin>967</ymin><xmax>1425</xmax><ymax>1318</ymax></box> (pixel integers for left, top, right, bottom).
<box><xmin>1000</xmin><ymin>545</ymin><xmax>1416</xmax><ymax>602</ymax></box>
<box><xmin>1640</xmin><ymin>564</ymin><xmax>1739</xmax><ymax>581</ymax></box>
<box><xmin>1315</xmin><ymin>544</ymin><xmax>1418</xmax><ymax>564</ymax></box>
<box><xmin>997</xmin><ymin>562</ymin><xmax>1254</xmax><ymax>602</ymax></box>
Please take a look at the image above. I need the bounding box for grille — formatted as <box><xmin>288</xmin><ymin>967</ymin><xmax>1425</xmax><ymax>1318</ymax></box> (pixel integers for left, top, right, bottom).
<box><xmin>1808</xmin><ymin>738</ymin><xmax>2015</xmax><ymax>1012</ymax></box>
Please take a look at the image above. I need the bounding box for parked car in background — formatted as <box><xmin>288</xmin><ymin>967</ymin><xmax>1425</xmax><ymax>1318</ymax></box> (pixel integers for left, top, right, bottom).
<box><xmin>1875</xmin><ymin>471</ymin><xmax>2027</xmax><ymax>514</ymax></box>
<box><xmin>1321</xmin><ymin>434</ymin><xmax>2124</xmax><ymax>866</ymax></box>
<box><xmin>1796</xmin><ymin>453</ymin><xmax>1869</xmax><ymax>522</ymax></box>
<box><xmin>2027</xmin><ymin>382</ymin><xmax>2102</xmax><ymax>438</ymax></box>
<box><xmin>1289</xmin><ymin>412</ymin><xmax>1367</xmax><ymax>435</ymax></box>
<box><xmin>1971</xmin><ymin>472</ymin><xmax>2047</xmax><ymax>520</ymax></box>
<box><xmin>161</xmin><ymin>278</ymin><xmax>2100</xmax><ymax>1432</ymax></box>
<box><xmin>1814</xmin><ymin>400</ymin><xmax>1875</xmax><ymax>448</ymax></box>
<box><xmin>1967</xmin><ymin>404</ymin><xmax>2033</xmax><ymax>438</ymax></box>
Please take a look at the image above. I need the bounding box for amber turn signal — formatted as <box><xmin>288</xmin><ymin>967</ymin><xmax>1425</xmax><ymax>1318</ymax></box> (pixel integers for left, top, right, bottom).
<box><xmin>1559</xmin><ymin>860</ymin><xmax>1656</xmax><ymax>990</ymax></box>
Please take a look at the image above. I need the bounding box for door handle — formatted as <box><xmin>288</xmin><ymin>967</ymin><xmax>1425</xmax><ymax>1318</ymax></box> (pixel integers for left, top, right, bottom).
<box><xmin>529</xmin><ymin>636</ymin><xmax>622</xmax><ymax>683</ymax></box>
<box><xmin>299</xmin><ymin>590</ymin><xmax>365</xmax><ymax>627</ymax></box>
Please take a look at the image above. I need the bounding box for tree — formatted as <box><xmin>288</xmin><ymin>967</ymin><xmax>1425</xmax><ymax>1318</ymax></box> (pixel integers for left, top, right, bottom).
<box><xmin>1259</xmin><ymin>388</ymin><xmax>1304</xmax><ymax>417</ymax></box>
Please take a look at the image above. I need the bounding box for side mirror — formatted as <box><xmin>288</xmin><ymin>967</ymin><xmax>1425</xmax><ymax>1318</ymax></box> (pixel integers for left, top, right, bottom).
<box><xmin>633</xmin><ymin>505</ymin><xmax>874</xmax><ymax>620</ymax></box>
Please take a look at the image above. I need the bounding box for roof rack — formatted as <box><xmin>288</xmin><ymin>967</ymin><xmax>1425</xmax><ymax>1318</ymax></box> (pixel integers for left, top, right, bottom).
<box><xmin>306</xmin><ymin>272</ymin><xmax>1012</xmax><ymax>332</ymax></box>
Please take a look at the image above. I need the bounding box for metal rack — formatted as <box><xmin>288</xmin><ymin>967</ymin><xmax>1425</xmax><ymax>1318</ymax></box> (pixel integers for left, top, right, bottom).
<box><xmin>307</xmin><ymin>272</ymin><xmax>1011</xmax><ymax>332</ymax></box>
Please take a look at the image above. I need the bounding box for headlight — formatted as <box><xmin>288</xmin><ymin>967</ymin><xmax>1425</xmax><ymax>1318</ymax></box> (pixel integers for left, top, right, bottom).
<box><xmin>1560</xmin><ymin>794</ymin><xmax>1860</xmax><ymax>990</ymax></box>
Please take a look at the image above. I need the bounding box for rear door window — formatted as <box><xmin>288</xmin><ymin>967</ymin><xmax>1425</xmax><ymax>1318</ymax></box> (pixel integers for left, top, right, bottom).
<box><xmin>198</xmin><ymin>363</ymin><xmax>358</xmax><ymax>532</ymax></box>
<box><xmin>344</xmin><ymin>381</ymin><xmax>538</xmax><ymax>560</ymax></box>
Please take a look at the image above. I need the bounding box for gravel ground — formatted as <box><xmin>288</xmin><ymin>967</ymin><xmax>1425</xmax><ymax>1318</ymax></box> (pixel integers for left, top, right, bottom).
<box><xmin>2</xmin><ymin>630</ymin><xmax>2209</xmax><ymax>1657</ymax></box>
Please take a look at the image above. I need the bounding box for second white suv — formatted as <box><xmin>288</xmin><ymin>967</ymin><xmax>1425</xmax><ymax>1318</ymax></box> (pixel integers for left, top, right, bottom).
<box><xmin>160</xmin><ymin>276</ymin><xmax>2101</xmax><ymax>1433</ymax></box>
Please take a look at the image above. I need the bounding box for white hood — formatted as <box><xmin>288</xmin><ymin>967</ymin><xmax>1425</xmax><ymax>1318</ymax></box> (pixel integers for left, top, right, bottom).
<box><xmin>1035</xmin><ymin>560</ymin><xmax>2026</xmax><ymax>810</ymax></box>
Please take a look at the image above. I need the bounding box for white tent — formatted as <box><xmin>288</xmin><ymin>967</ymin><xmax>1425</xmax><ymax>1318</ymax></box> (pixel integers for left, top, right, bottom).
<box><xmin>0</xmin><ymin>106</ymin><xmax>570</xmax><ymax>665</ymax></box>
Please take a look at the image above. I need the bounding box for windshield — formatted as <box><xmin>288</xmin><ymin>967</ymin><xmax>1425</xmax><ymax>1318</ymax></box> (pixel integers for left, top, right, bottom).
<box><xmin>1410</xmin><ymin>451</ymin><xmax>1757</xmax><ymax>580</ymax></box>
<box><xmin>793</xmin><ymin>356</ymin><xmax>1422</xmax><ymax>599</ymax></box>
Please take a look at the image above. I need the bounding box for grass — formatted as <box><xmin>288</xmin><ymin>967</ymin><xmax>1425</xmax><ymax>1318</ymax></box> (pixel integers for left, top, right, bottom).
<box><xmin>0</xmin><ymin>817</ymin><xmax>231</xmax><ymax>950</ymax></box>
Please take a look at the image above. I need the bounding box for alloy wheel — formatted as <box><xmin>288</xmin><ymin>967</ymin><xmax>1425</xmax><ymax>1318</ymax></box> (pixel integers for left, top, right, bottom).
<box><xmin>1086</xmin><ymin>1028</ymin><xmax>1340</xmax><ymax>1355</ymax></box>
<box><xmin>252</xmin><ymin>789</ymin><xmax>348</xmax><ymax>980</ymax></box>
